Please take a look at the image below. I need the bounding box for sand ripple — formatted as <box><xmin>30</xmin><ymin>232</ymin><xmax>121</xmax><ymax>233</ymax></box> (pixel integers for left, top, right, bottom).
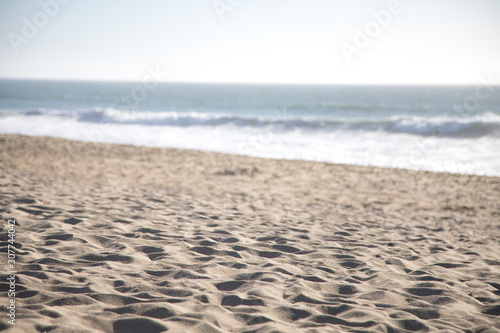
<box><xmin>1</xmin><ymin>135</ymin><xmax>499</xmax><ymax>332</ymax></box>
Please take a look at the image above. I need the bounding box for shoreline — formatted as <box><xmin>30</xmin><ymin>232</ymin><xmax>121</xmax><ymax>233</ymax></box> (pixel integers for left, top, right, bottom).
<box><xmin>2</xmin><ymin>133</ymin><xmax>499</xmax><ymax>179</ymax></box>
<box><xmin>1</xmin><ymin>134</ymin><xmax>499</xmax><ymax>332</ymax></box>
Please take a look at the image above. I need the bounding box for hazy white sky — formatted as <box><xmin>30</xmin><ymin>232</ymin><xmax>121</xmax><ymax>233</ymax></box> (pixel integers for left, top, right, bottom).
<box><xmin>0</xmin><ymin>0</ymin><xmax>499</xmax><ymax>84</ymax></box>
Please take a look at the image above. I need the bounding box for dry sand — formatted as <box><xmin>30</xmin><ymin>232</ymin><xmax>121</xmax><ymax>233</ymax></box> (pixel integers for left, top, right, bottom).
<box><xmin>1</xmin><ymin>134</ymin><xmax>499</xmax><ymax>332</ymax></box>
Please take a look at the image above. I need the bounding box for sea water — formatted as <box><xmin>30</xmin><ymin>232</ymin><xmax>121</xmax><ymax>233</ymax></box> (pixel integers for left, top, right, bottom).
<box><xmin>1</xmin><ymin>80</ymin><xmax>499</xmax><ymax>176</ymax></box>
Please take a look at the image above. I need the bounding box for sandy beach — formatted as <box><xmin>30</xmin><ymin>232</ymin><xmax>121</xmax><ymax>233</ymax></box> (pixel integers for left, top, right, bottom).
<box><xmin>1</xmin><ymin>134</ymin><xmax>499</xmax><ymax>332</ymax></box>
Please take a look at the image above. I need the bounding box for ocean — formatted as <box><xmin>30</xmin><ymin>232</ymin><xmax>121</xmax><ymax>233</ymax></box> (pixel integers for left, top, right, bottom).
<box><xmin>1</xmin><ymin>79</ymin><xmax>499</xmax><ymax>176</ymax></box>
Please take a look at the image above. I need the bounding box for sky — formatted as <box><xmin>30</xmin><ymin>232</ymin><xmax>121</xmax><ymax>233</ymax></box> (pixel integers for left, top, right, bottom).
<box><xmin>0</xmin><ymin>0</ymin><xmax>499</xmax><ymax>85</ymax></box>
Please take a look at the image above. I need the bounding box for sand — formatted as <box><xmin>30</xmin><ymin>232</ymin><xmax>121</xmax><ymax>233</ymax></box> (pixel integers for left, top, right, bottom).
<box><xmin>1</xmin><ymin>134</ymin><xmax>499</xmax><ymax>332</ymax></box>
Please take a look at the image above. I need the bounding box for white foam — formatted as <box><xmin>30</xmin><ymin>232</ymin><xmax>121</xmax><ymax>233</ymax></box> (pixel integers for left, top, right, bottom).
<box><xmin>1</xmin><ymin>111</ymin><xmax>499</xmax><ymax>176</ymax></box>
